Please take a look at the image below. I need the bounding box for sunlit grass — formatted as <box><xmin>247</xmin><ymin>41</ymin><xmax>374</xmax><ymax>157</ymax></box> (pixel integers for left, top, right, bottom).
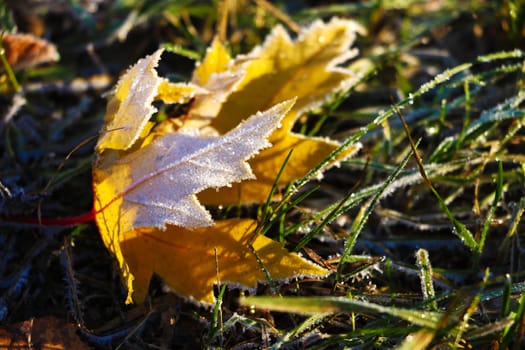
<box><xmin>0</xmin><ymin>0</ymin><xmax>524</xmax><ymax>348</ymax></box>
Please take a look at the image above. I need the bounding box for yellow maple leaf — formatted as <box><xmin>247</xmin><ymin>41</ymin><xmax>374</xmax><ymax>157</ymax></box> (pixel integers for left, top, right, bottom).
<box><xmin>92</xmin><ymin>49</ymin><xmax>329</xmax><ymax>303</ymax></box>
<box><xmin>94</xmin><ymin>100</ymin><xmax>297</xmax><ymax>303</ymax></box>
<box><xmin>122</xmin><ymin>219</ymin><xmax>327</xmax><ymax>304</ymax></box>
<box><xmin>196</xmin><ymin>18</ymin><xmax>364</xmax><ymax>204</ymax></box>
<box><xmin>92</xmin><ymin>17</ymin><xmax>373</xmax><ymax>303</ymax></box>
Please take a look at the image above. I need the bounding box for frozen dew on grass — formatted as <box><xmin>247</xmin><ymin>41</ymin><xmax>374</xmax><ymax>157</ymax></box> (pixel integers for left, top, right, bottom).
<box><xmin>3</xmin><ymin>2</ymin><xmax>525</xmax><ymax>349</ymax></box>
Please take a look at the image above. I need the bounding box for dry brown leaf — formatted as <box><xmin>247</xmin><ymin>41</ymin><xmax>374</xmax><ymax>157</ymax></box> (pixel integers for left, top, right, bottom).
<box><xmin>1</xmin><ymin>32</ymin><xmax>59</xmax><ymax>71</ymax></box>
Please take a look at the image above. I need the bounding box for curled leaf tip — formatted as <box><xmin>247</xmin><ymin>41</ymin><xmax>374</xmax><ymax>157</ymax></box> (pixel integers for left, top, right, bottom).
<box><xmin>96</xmin><ymin>49</ymin><xmax>164</xmax><ymax>152</ymax></box>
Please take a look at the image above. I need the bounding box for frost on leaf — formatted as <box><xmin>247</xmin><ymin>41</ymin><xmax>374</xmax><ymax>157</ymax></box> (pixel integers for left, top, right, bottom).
<box><xmin>94</xmin><ymin>99</ymin><xmax>294</xmax><ymax>232</ymax></box>
<box><xmin>197</xmin><ymin>18</ymin><xmax>364</xmax><ymax>204</ymax></box>
<box><xmin>91</xmin><ymin>17</ymin><xmax>359</xmax><ymax>305</ymax></box>
<box><xmin>212</xmin><ymin>18</ymin><xmax>365</xmax><ymax>133</ymax></box>
<box><xmin>93</xmin><ymin>90</ymin><xmax>296</xmax><ymax>302</ymax></box>
<box><xmin>96</xmin><ymin>49</ymin><xmax>164</xmax><ymax>152</ymax></box>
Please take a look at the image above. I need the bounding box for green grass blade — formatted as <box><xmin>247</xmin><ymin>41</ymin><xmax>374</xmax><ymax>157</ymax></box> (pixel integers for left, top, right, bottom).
<box><xmin>207</xmin><ymin>284</ymin><xmax>227</xmax><ymax>343</ymax></box>
<box><xmin>270</xmin><ymin>313</ymin><xmax>329</xmax><ymax>349</ymax></box>
<box><xmin>335</xmin><ymin>159</ymin><xmax>467</xmax><ymax>214</ymax></box>
<box><xmin>430</xmin><ymin>184</ymin><xmax>478</xmax><ymax>250</ymax></box>
<box><xmin>241</xmin><ymin>296</ymin><xmax>443</xmax><ymax>329</ymax></box>
<box><xmin>256</xmin><ymin>149</ymin><xmax>295</xmax><ymax>239</ymax></box>
<box><xmin>506</xmin><ymin>197</ymin><xmax>525</xmax><ymax>239</ymax></box>
<box><xmin>416</xmin><ymin>249</ymin><xmax>438</xmax><ymax>311</ymax></box>
<box><xmin>502</xmin><ymin>274</ymin><xmax>512</xmax><ymax>318</ymax></box>
<box><xmin>290</xmin><ymin>57</ymin><xmax>481</xmax><ymax>194</ymax></box>
<box><xmin>477</xmin><ymin>161</ymin><xmax>503</xmax><ymax>254</ymax></box>
<box><xmin>395</xmin><ymin>101</ymin><xmax>478</xmax><ymax>250</ymax></box>
<box><xmin>500</xmin><ymin>290</ymin><xmax>525</xmax><ymax>348</ymax></box>
<box><xmin>336</xmin><ymin>141</ymin><xmax>414</xmax><ymax>279</ymax></box>
<box><xmin>463</xmin><ymin>90</ymin><xmax>525</xmax><ymax>144</ymax></box>
<box><xmin>162</xmin><ymin>43</ymin><xmax>202</xmax><ymax>61</ymax></box>
<box><xmin>453</xmin><ymin>269</ymin><xmax>490</xmax><ymax>345</ymax></box>
<box><xmin>294</xmin><ymin>190</ymin><xmax>353</xmax><ymax>251</ymax></box>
